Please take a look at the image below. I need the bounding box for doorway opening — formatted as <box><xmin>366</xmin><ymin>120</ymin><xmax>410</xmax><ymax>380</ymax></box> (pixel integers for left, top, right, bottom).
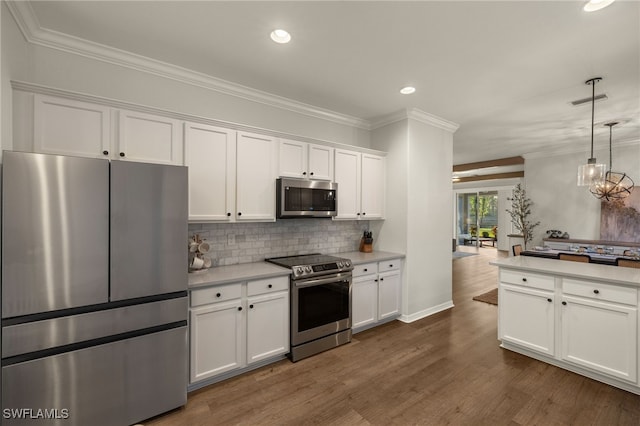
<box><xmin>456</xmin><ymin>191</ymin><xmax>498</xmax><ymax>248</ymax></box>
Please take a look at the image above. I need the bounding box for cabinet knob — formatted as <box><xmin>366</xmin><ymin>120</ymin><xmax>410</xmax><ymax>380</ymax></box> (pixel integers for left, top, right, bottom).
<box><xmin>547</xmin><ymin>298</ymin><xmax>552</xmax><ymax>303</ymax></box>
<box><xmin>362</xmin><ymin>212</ymin><xmax>366</xmax><ymax>216</ymax></box>
<box><xmin>302</xmin><ymin>172</ymin><xmax>307</xmax><ymax>175</ymax></box>
<box><xmin>374</xmin><ymin>279</ymin><xmax>378</xmax><ymax>282</ymax></box>
<box><xmin>380</xmin><ymin>277</ymin><xmax>384</xmax><ymax>281</ymax></box>
<box><xmin>227</xmin><ymin>212</ymin><xmax>231</xmax><ymax>217</ymax></box>
<box><xmin>249</xmin><ymin>304</ymin><xmax>254</xmax><ymax>309</ymax></box>
<box><xmin>593</xmin><ymin>289</ymin><xmax>600</xmax><ymax>294</ymax></box>
<box><xmin>268</xmin><ymin>284</ymin><xmax>273</xmax><ymax>288</ymax></box>
<box><xmin>522</xmin><ymin>278</ymin><xmax>527</xmax><ymax>282</ymax></box>
<box><xmin>363</xmin><ymin>268</ymin><xmax>368</xmax><ymax>272</ymax></box>
<box><xmin>119</xmin><ymin>152</ymin><xmax>125</xmax><ymax>157</ymax></box>
<box><xmin>310</xmin><ymin>172</ymin><xmax>314</xmax><ymax>176</ymax></box>
<box><xmin>357</xmin><ymin>212</ymin><xmax>361</xmax><ymax>216</ymax></box>
<box><xmin>389</xmin><ymin>264</ymin><xmax>393</xmax><ymax>268</ymax></box>
<box><xmin>238</xmin><ymin>306</ymin><xmax>243</xmax><ymax>311</ymax></box>
<box><xmin>238</xmin><ymin>212</ymin><xmax>242</xmax><ymax>216</ymax></box>
<box><xmin>102</xmin><ymin>150</ymin><xmax>109</xmax><ymax>156</ymax></box>
<box><xmin>216</xmin><ymin>293</ymin><xmax>221</xmax><ymax>298</ymax></box>
<box><xmin>562</xmin><ymin>301</ymin><xmax>567</xmax><ymax>306</ymax></box>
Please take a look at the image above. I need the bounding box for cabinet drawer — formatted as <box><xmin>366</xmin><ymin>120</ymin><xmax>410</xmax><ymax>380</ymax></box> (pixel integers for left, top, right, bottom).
<box><xmin>378</xmin><ymin>259</ymin><xmax>401</xmax><ymax>273</ymax></box>
<box><xmin>353</xmin><ymin>262</ymin><xmax>377</xmax><ymax>277</ymax></box>
<box><xmin>247</xmin><ymin>276</ymin><xmax>289</xmax><ymax>296</ymax></box>
<box><xmin>191</xmin><ymin>283</ymin><xmax>242</xmax><ymax>307</ymax></box>
<box><xmin>563</xmin><ymin>279</ymin><xmax>637</xmax><ymax>305</ymax></box>
<box><xmin>500</xmin><ymin>269</ymin><xmax>554</xmax><ymax>291</ymax></box>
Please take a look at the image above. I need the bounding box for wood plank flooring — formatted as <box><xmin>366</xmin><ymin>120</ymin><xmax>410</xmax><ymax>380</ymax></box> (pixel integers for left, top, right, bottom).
<box><xmin>146</xmin><ymin>247</ymin><xmax>640</xmax><ymax>425</ymax></box>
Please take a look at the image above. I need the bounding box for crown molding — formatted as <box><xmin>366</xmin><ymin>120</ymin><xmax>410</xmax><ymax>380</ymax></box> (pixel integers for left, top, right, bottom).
<box><xmin>370</xmin><ymin>108</ymin><xmax>459</xmax><ymax>133</ymax></box>
<box><xmin>5</xmin><ymin>1</ymin><xmax>370</xmax><ymax>130</ymax></box>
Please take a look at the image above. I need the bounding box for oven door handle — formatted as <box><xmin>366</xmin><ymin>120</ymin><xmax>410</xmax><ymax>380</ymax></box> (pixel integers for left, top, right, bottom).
<box><xmin>294</xmin><ymin>274</ymin><xmax>352</xmax><ymax>288</ymax></box>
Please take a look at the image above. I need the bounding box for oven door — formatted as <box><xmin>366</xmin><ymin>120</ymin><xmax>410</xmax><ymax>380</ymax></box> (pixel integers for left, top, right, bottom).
<box><xmin>291</xmin><ymin>272</ymin><xmax>352</xmax><ymax>346</ymax></box>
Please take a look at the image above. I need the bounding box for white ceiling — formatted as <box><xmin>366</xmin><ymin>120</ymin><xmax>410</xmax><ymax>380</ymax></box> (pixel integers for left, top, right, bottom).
<box><xmin>20</xmin><ymin>0</ymin><xmax>640</xmax><ymax>164</ymax></box>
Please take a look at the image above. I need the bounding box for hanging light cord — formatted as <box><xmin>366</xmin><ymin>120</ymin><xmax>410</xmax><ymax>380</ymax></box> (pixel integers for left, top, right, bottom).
<box><xmin>590</xmin><ymin>79</ymin><xmax>595</xmax><ymax>159</ymax></box>
<box><xmin>608</xmin><ymin>124</ymin><xmax>612</xmax><ymax>172</ymax></box>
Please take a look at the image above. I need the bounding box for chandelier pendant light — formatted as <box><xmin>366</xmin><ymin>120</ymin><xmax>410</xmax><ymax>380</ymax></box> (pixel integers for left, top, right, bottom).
<box><xmin>589</xmin><ymin>122</ymin><xmax>635</xmax><ymax>201</ymax></box>
<box><xmin>577</xmin><ymin>77</ymin><xmax>606</xmax><ymax>186</ymax></box>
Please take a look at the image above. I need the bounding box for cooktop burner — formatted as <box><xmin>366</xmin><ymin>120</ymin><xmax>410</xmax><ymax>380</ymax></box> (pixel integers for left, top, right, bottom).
<box><xmin>266</xmin><ymin>253</ymin><xmax>353</xmax><ymax>279</ymax></box>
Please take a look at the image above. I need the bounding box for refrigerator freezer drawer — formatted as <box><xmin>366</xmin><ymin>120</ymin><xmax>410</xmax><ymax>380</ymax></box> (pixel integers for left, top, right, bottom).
<box><xmin>2</xmin><ymin>327</ymin><xmax>187</xmax><ymax>426</ymax></box>
<box><xmin>2</xmin><ymin>296</ymin><xmax>187</xmax><ymax>358</ymax></box>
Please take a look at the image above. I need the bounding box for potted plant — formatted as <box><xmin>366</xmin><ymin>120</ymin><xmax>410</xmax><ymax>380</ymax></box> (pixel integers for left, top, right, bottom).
<box><xmin>506</xmin><ymin>184</ymin><xmax>540</xmax><ymax>250</ymax></box>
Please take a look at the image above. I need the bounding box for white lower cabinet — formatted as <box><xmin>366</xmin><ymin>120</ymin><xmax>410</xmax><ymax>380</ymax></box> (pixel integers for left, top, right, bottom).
<box><xmin>352</xmin><ymin>259</ymin><xmax>402</xmax><ymax>331</ymax></box>
<box><xmin>189</xmin><ymin>276</ymin><xmax>289</xmax><ymax>385</ymax></box>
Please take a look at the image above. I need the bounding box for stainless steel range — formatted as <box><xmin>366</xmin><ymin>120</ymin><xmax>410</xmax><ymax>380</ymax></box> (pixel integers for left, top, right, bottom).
<box><xmin>266</xmin><ymin>254</ymin><xmax>353</xmax><ymax>362</ymax></box>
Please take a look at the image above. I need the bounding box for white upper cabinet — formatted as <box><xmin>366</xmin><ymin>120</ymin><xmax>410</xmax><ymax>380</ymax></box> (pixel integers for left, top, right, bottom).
<box><xmin>34</xmin><ymin>94</ymin><xmax>111</xmax><ymax>158</ymax></box>
<box><xmin>117</xmin><ymin>110</ymin><xmax>183</xmax><ymax>165</ymax></box>
<box><xmin>334</xmin><ymin>149</ymin><xmax>362</xmax><ymax>219</ymax></box>
<box><xmin>334</xmin><ymin>149</ymin><xmax>385</xmax><ymax>220</ymax></box>
<box><xmin>184</xmin><ymin>122</ymin><xmax>236</xmax><ymax>221</ymax></box>
<box><xmin>279</xmin><ymin>139</ymin><xmax>333</xmax><ymax>181</ymax></box>
<box><xmin>236</xmin><ymin>131</ymin><xmax>278</xmax><ymax>221</ymax></box>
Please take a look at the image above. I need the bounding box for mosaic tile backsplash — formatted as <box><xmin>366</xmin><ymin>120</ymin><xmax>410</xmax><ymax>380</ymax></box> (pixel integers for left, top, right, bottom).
<box><xmin>188</xmin><ymin>219</ymin><xmax>370</xmax><ymax>267</ymax></box>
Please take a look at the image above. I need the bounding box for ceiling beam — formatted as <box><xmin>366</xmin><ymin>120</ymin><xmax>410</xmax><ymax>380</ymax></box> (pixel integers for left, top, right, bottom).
<box><xmin>453</xmin><ymin>171</ymin><xmax>525</xmax><ymax>183</ymax></box>
<box><xmin>453</xmin><ymin>156</ymin><xmax>525</xmax><ymax>172</ymax></box>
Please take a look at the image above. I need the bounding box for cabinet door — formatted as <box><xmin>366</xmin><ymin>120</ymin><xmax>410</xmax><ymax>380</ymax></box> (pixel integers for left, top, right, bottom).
<box><xmin>353</xmin><ymin>276</ymin><xmax>377</xmax><ymax>329</ymax></box>
<box><xmin>117</xmin><ymin>110</ymin><xmax>183</xmax><ymax>165</ymax></box>
<box><xmin>34</xmin><ymin>94</ymin><xmax>111</xmax><ymax>158</ymax></box>
<box><xmin>378</xmin><ymin>270</ymin><xmax>401</xmax><ymax>320</ymax></box>
<box><xmin>361</xmin><ymin>153</ymin><xmax>385</xmax><ymax>219</ymax></box>
<box><xmin>334</xmin><ymin>149</ymin><xmax>361</xmax><ymax>219</ymax></box>
<box><xmin>185</xmin><ymin>123</ymin><xmax>236</xmax><ymax>221</ymax></box>
<box><xmin>190</xmin><ymin>300</ymin><xmax>244</xmax><ymax>383</ymax></box>
<box><xmin>308</xmin><ymin>144</ymin><xmax>334</xmax><ymax>181</ymax></box>
<box><xmin>499</xmin><ymin>284</ymin><xmax>555</xmax><ymax>356</ymax></box>
<box><xmin>247</xmin><ymin>291</ymin><xmax>289</xmax><ymax>364</ymax></box>
<box><xmin>279</xmin><ymin>139</ymin><xmax>307</xmax><ymax>179</ymax></box>
<box><xmin>561</xmin><ymin>295</ymin><xmax>637</xmax><ymax>382</ymax></box>
<box><xmin>236</xmin><ymin>132</ymin><xmax>278</xmax><ymax>221</ymax></box>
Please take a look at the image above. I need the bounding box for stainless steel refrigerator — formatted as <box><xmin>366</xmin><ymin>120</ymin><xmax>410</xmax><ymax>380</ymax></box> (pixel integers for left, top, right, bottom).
<box><xmin>1</xmin><ymin>151</ymin><xmax>188</xmax><ymax>425</ymax></box>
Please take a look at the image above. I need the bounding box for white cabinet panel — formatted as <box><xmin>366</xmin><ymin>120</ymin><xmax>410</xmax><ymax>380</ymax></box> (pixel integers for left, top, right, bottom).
<box><xmin>279</xmin><ymin>139</ymin><xmax>307</xmax><ymax>179</ymax></box>
<box><xmin>561</xmin><ymin>295</ymin><xmax>637</xmax><ymax>382</ymax></box>
<box><xmin>34</xmin><ymin>94</ymin><xmax>111</xmax><ymax>158</ymax></box>
<box><xmin>308</xmin><ymin>144</ymin><xmax>333</xmax><ymax>181</ymax></box>
<box><xmin>236</xmin><ymin>132</ymin><xmax>278</xmax><ymax>221</ymax></box>
<box><xmin>499</xmin><ymin>284</ymin><xmax>555</xmax><ymax>356</ymax></box>
<box><xmin>378</xmin><ymin>270</ymin><xmax>401</xmax><ymax>320</ymax></box>
<box><xmin>247</xmin><ymin>291</ymin><xmax>289</xmax><ymax>364</ymax></box>
<box><xmin>190</xmin><ymin>299</ymin><xmax>243</xmax><ymax>383</ymax></box>
<box><xmin>334</xmin><ymin>149</ymin><xmax>361</xmax><ymax>219</ymax></box>
<box><xmin>118</xmin><ymin>110</ymin><xmax>183</xmax><ymax>165</ymax></box>
<box><xmin>185</xmin><ymin>123</ymin><xmax>236</xmax><ymax>221</ymax></box>
<box><xmin>361</xmin><ymin>154</ymin><xmax>385</xmax><ymax>219</ymax></box>
<box><xmin>353</xmin><ymin>276</ymin><xmax>377</xmax><ymax>329</ymax></box>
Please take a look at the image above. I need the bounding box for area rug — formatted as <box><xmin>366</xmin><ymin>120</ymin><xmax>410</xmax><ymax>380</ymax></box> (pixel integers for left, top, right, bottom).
<box><xmin>453</xmin><ymin>251</ymin><xmax>478</xmax><ymax>259</ymax></box>
<box><xmin>472</xmin><ymin>288</ymin><xmax>498</xmax><ymax>305</ymax></box>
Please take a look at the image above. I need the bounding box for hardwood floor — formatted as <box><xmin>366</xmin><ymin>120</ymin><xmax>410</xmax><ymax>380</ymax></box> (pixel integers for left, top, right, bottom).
<box><xmin>147</xmin><ymin>246</ymin><xmax>640</xmax><ymax>425</ymax></box>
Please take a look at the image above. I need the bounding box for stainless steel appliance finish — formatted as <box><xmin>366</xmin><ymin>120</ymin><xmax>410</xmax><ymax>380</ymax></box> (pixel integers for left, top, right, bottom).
<box><xmin>276</xmin><ymin>178</ymin><xmax>338</xmax><ymax>218</ymax></box>
<box><xmin>1</xmin><ymin>151</ymin><xmax>188</xmax><ymax>426</ymax></box>
<box><xmin>266</xmin><ymin>254</ymin><xmax>353</xmax><ymax>362</ymax></box>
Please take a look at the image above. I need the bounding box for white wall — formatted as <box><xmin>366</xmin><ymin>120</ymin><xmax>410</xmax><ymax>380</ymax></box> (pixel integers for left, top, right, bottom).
<box><xmin>0</xmin><ymin>5</ymin><xmax>370</xmax><ymax>153</ymax></box>
<box><xmin>525</xmin><ymin>143</ymin><xmax>640</xmax><ymax>246</ymax></box>
<box><xmin>371</xmin><ymin>117</ymin><xmax>454</xmax><ymax>321</ymax></box>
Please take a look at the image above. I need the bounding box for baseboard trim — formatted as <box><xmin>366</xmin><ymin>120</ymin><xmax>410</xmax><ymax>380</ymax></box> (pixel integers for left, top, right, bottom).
<box><xmin>399</xmin><ymin>300</ymin><xmax>454</xmax><ymax>323</ymax></box>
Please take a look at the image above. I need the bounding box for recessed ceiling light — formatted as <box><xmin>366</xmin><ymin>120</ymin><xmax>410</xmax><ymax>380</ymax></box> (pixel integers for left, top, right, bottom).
<box><xmin>583</xmin><ymin>0</ymin><xmax>615</xmax><ymax>12</ymax></box>
<box><xmin>400</xmin><ymin>86</ymin><xmax>416</xmax><ymax>95</ymax></box>
<box><xmin>270</xmin><ymin>29</ymin><xmax>291</xmax><ymax>44</ymax></box>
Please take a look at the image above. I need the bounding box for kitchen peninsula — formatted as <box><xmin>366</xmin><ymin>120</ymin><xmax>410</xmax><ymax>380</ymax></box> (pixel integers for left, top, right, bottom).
<box><xmin>490</xmin><ymin>256</ymin><xmax>640</xmax><ymax>395</ymax></box>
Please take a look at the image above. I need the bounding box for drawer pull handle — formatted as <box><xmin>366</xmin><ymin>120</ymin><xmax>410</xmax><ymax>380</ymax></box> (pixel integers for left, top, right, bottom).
<box><xmin>593</xmin><ymin>289</ymin><xmax>600</xmax><ymax>294</ymax></box>
<box><xmin>238</xmin><ymin>307</ymin><xmax>243</xmax><ymax>311</ymax></box>
<box><xmin>302</xmin><ymin>172</ymin><xmax>307</xmax><ymax>175</ymax></box>
<box><xmin>268</xmin><ymin>284</ymin><xmax>273</xmax><ymax>288</ymax></box>
<box><xmin>522</xmin><ymin>278</ymin><xmax>527</xmax><ymax>282</ymax></box>
<box><xmin>547</xmin><ymin>298</ymin><xmax>552</xmax><ymax>303</ymax></box>
<box><xmin>380</xmin><ymin>278</ymin><xmax>384</xmax><ymax>281</ymax></box>
<box><xmin>216</xmin><ymin>293</ymin><xmax>221</xmax><ymax>298</ymax></box>
<box><xmin>364</xmin><ymin>268</ymin><xmax>368</xmax><ymax>272</ymax></box>
<box><xmin>389</xmin><ymin>264</ymin><xmax>393</xmax><ymax>268</ymax></box>
<box><xmin>374</xmin><ymin>279</ymin><xmax>378</xmax><ymax>282</ymax></box>
<box><xmin>562</xmin><ymin>301</ymin><xmax>567</xmax><ymax>306</ymax></box>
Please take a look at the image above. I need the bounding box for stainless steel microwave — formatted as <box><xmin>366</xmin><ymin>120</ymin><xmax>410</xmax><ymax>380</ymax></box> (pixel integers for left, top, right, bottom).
<box><xmin>276</xmin><ymin>178</ymin><xmax>338</xmax><ymax>218</ymax></box>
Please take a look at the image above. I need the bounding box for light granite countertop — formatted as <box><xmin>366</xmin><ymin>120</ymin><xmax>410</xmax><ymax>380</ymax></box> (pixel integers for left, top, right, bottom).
<box><xmin>188</xmin><ymin>250</ymin><xmax>405</xmax><ymax>289</ymax></box>
<box><xmin>490</xmin><ymin>256</ymin><xmax>640</xmax><ymax>287</ymax></box>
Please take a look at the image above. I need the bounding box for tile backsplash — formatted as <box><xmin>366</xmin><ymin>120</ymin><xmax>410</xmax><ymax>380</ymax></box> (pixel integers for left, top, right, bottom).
<box><xmin>188</xmin><ymin>219</ymin><xmax>370</xmax><ymax>266</ymax></box>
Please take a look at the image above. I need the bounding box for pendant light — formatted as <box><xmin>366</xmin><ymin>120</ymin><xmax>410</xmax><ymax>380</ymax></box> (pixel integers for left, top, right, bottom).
<box><xmin>577</xmin><ymin>77</ymin><xmax>606</xmax><ymax>186</ymax></box>
<box><xmin>589</xmin><ymin>122</ymin><xmax>634</xmax><ymax>201</ymax></box>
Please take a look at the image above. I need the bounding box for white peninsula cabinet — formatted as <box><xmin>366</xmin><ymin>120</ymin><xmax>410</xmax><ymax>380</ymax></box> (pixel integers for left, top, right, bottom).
<box><xmin>350</xmin><ymin>255</ymin><xmax>402</xmax><ymax>331</ymax></box>
<box><xmin>492</xmin><ymin>256</ymin><xmax>640</xmax><ymax>394</ymax></box>
<box><xmin>32</xmin><ymin>94</ymin><xmax>183</xmax><ymax>165</ymax></box>
<box><xmin>279</xmin><ymin>139</ymin><xmax>333</xmax><ymax>181</ymax></box>
<box><xmin>334</xmin><ymin>149</ymin><xmax>385</xmax><ymax>220</ymax></box>
<box><xmin>189</xmin><ymin>275</ymin><xmax>289</xmax><ymax>387</ymax></box>
<box><xmin>184</xmin><ymin>124</ymin><xmax>278</xmax><ymax>222</ymax></box>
